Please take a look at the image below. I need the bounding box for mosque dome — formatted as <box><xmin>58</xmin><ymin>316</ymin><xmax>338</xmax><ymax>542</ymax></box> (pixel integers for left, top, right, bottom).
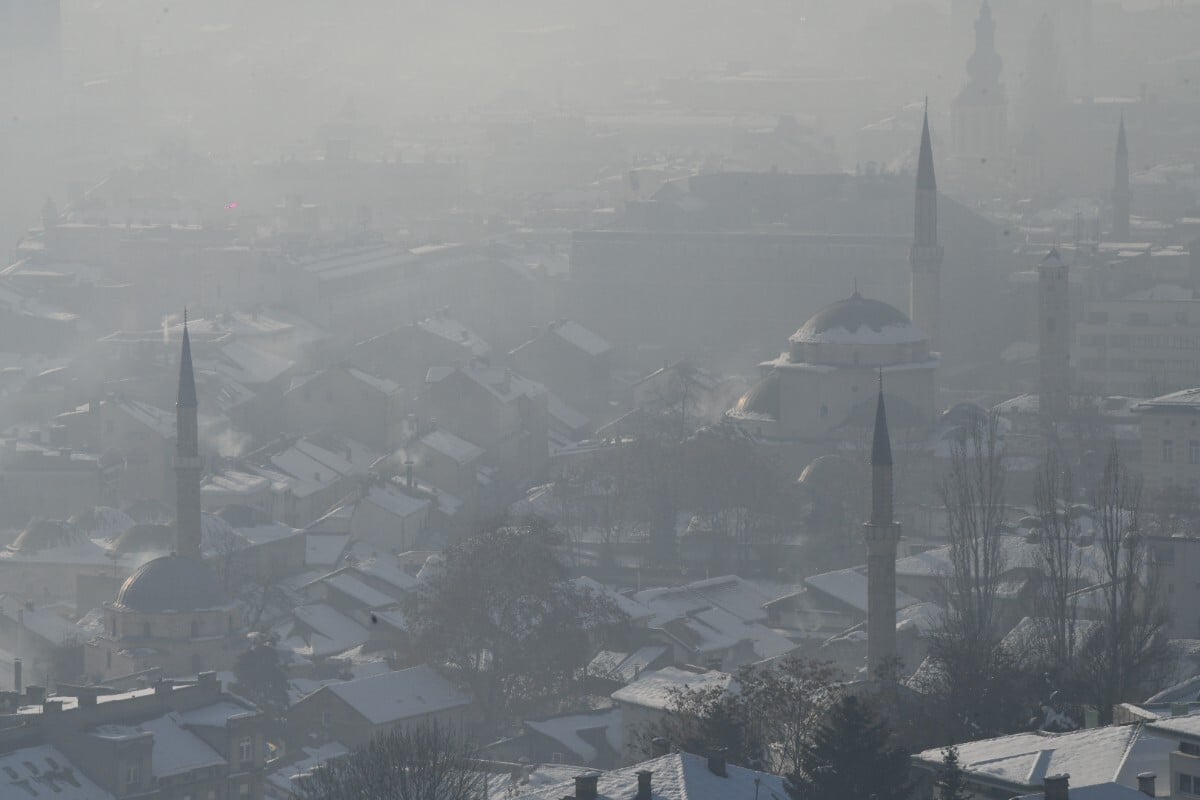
<box><xmin>114</xmin><ymin>555</ymin><xmax>229</xmax><ymax>612</ymax></box>
<box><xmin>790</xmin><ymin>292</ymin><xmax>924</xmax><ymax>347</ymax></box>
<box><xmin>730</xmin><ymin>371</ymin><xmax>780</xmax><ymax>421</ymax></box>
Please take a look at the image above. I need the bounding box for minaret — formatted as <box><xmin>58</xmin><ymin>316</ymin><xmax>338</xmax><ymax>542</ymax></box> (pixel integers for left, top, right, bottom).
<box><xmin>1112</xmin><ymin>115</ymin><xmax>1131</xmax><ymax>241</ymax></box>
<box><xmin>911</xmin><ymin>105</ymin><xmax>944</xmax><ymax>351</ymax></box>
<box><xmin>175</xmin><ymin>312</ymin><xmax>202</xmax><ymax>559</ymax></box>
<box><xmin>1038</xmin><ymin>248</ymin><xmax>1071</xmax><ymax>427</ymax></box>
<box><xmin>863</xmin><ymin>380</ymin><xmax>901</xmax><ymax>677</ymax></box>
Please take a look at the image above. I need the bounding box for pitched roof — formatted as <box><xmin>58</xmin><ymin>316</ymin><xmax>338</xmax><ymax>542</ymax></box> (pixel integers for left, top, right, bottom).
<box><xmin>611</xmin><ymin>667</ymin><xmax>734</xmax><ymax>711</ymax></box>
<box><xmin>323</xmin><ymin>665</ymin><xmax>472</xmax><ymax>725</ymax></box>
<box><xmin>514</xmin><ymin>751</ymin><xmax>785</xmax><ymax>800</ymax></box>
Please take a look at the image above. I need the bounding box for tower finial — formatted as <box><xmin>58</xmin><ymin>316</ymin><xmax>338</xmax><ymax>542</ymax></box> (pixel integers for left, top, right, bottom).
<box><xmin>183</xmin><ymin>306</ymin><xmax>187</xmax><ymax>327</ymax></box>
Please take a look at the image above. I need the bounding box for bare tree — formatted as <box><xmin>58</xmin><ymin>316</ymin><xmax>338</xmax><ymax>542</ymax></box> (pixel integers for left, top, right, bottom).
<box><xmin>298</xmin><ymin>721</ymin><xmax>484</xmax><ymax>800</ymax></box>
<box><xmin>1033</xmin><ymin>448</ymin><xmax>1084</xmax><ymax>670</ymax></box>
<box><xmin>938</xmin><ymin>410</ymin><xmax>1007</xmax><ymax>646</ymax></box>
<box><xmin>1080</xmin><ymin>444</ymin><xmax>1169</xmax><ymax>723</ymax></box>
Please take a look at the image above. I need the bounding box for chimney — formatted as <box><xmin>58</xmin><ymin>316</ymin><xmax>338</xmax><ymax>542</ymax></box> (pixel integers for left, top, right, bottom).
<box><xmin>650</xmin><ymin>738</ymin><xmax>670</xmax><ymax>758</ymax></box>
<box><xmin>25</xmin><ymin>685</ymin><xmax>44</xmax><ymax>705</ymax></box>
<box><xmin>154</xmin><ymin>680</ymin><xmax>173</xmax><ymax>698</ymax></box>
<box><xmin>1044</xmin><ymin>773</ymin><xmax>1070</xmax><ymax>800</ymax></box>
<box><xmin>1172</xmin><ymin>703</ymin><xmax>1189</xmax><ymax>717</ymax></box>
<box><xmin>77</xmin><ymin>689</ymin><xmax>97</xmax><ymax>708</ymax></box>
<box><xmin>405</xmin><ymin>460</ymin><xmax>415</xmax><ymax>490</ymax></box>
<box><xmin>1137</xmin><ymin>773</ymin><xmax>1156</xmax><ymax>797</ymax></box>
<box><xmin>707</xmin><ymin>749</ymin><xmax>727</xmax><ymax>778</ymax></box>
<box><xmin>197</xmin><ymin>672</ymin><xmax>218</xmax><ymax>692</ymax></box>
<box><xmin>43</xmin><ymin>699</ymin><xmax>62</xmax><ymax>715</ymax></box>
<box><xmin>1084</xmin><ymin>709</ymin><xmax>1100</xmax><ymax>729</ymax></box>
<box><xmin>574</xmin><ymin>773</ymin><xmax>599</xmax><ymax>800</ymax></box>
<box><xmin>636</xmin><ymin>771</ymin><xmax>653</xmax><ymax>800</ymax></box>
<box><xmin>13</xmin><ymin>659</ymin><xmax>21</xmax><ymax>694</ymax></box>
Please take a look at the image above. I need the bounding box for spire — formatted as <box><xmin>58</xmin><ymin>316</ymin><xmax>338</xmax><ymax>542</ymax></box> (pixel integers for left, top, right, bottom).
<box><xmin>1113</xmin><ymin>115</ymin><xmax>1131</xmax><ymax>240</ymax></box>
<box><xmin>177</xmin><ymin>312</ymin><xmax>197</xmax><ymax>409</ymax></box>
<box><xmin>871</xmin><ymin>380</ymin><xmax>893</xmax><ymax>467</ymax></box>
<box><xmin>917</xmin><ymin>107</ymin><xmax>937</xmax><ymax>192</ymax></box>
<box><xmin>1116</xmin><ymin>113</ymin><xmax>1128</xmax><ymax>160</ymax></box>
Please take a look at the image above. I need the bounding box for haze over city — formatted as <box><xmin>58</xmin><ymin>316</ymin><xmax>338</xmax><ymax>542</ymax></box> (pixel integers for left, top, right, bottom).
<box><xmin>1</xmin><ymin>1</ymin><xmax>1200</xmax><ymax>799</ymax></box>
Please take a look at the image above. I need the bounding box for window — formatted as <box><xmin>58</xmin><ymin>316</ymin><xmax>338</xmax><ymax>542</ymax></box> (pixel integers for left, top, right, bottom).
<box><xmin>321</xmin><ymin>711</ymin><xmax>332</xmax><ymax>727</ymax></box>
<box><xmin>1191</xmin><ymin>441</ymin><xmax>1200</xmax><ymax>465</ymax></box>
<box><xmin>1164</xmin><ymin>439</ymin><xmax>1175</xmax><ymax>464</ymax></box>
<box><xmin>126</xmin><ymin>763</ymin><xmax>140</xmax><ymax>787</ymax></box>
<box><xmin>819</xmin><ymin>404</ymin><xmax>828</xmax><ymax>419</ymax></box>
<box><xmin>238</xmin><ymin>737</ymin><xmax>253</xmax><ymax>763</ymax></box>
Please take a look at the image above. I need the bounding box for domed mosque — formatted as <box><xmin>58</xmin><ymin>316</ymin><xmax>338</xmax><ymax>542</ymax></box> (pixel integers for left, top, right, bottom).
<box><xmin>726</xmin><ymin>292</ymin><xmax>937</xmax><ymax>444</ymax></box>
<box><xmin>85</xmin><ymin>316</ymin><xmax>246</xmax><ymax>682</ymax></box>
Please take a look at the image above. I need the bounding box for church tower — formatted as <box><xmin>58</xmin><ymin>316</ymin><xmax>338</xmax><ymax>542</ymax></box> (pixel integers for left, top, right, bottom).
<box><xmin>175</xmin><ymin>313</ymin><xmax>202</xmax><ymax>559</ymax></box>
<box><xmin>952</xmin><ymin>1</ymin><xmax>1007</xmax><ymax>162</ymax></box>
<box><xmin>1038</xmin><ymin>249</ymin><xmax>1071</xmax><ymax>427</ymax></box>
<box><xmin>911</xmin><ymin>107</ymin><xmax>944</xmax><ymax>350</ymax></box>
<box><xmin>863</xmin><ymin>382</ymin><xmax>901</xmax><ymax>677</ymax></box>
<box><xmin>1112</xmin><ymin>116</ymin><xmax>1131</xmax><ymax>241</ymax></box>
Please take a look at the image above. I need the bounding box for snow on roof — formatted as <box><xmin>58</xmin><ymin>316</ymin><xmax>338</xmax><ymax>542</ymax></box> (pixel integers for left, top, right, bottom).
<box><xmin>588</xmin><ymin>646</ymin><xmax>669</xmax><ymax>683</ymax></box>
<box><xmin>0</xmin><ymin>600</ymin><xmax>84</xmax><ymax>646</ymax></box>
<box><xmin>429</xmin><ymin>365</ymin><xmax>547</xmax><ymax>403</ymax></box>
<box><xmin>420</xmin><ymin>429</ymin><xmax>485</xmax><ymax>464</ymax></box>
<box><xmin>633</xmin><ymin>585</ymin><xmax>711</xmax><ymax>628</ymax></box>
<box><xmin>804</xmin><ymin>568</ymin><xmax>920</xmax><ymax>614</ymax></box>
<box><xmin>360</xmin><ymin>484</ymin><xmax>430</xmax><ymax>519</ymax></box>
<box><xmin>914</xmin><ymin>723</ymin><xmax>1174</xmax><ymax>792</ymax></box>
<box><xmin>118</xmin><ymin>398</ymin><xmax>175</xmax><ymax>439</ymax></box>
<box><xmin>266</xmin><ymin>742</ymin><xmax>350</xmax><ymax>796</ymax></box>
<box><xmin>323</xmin><ymin>665</ymin><xmax>472</xmax><ymax>725</ymax></box>
<box><xmin>417</xmin><ymin>316</ymin><xmax>491</xmax><ymax>357</ymax></box>
<box><xmin>550</xmin><ymin>320</ymin><xmax>611</xmax><ymax>356</ymax></box>
<box><xmin>574</xmin><ymin>576</ymin><xmax>653</xmax><ymax>621</ymax></box>
<box><xmin>547</xmin><ymin>392</ymin><xmax>590</xmax><ymax>432</ymax></box>
<box><xmin>323</xmin><ymin>572</ymin><xmax>398</xmax><ymax>609</ymax></box>
<box><xmin>235</xmin><ymin>521</ymin><xmax>301</xmax><ymax>546</ymax></box>
<box><xmin>1015</xmin><ymin>784</ymin><xmax>1158</xmax><ymax>800</ymax></box>
<box><xmin>346</xmin><ymin>367</ymin><xmax>400</xmax><ymax>395</ymax></box>
<box><xmin>525</xmin><ymin>708</ymin><xmax>620</xmax><ymax>763</ymax></box>
<box><xmin>351</xmin><ymin>557</ymin><xmax>419</xmax><ymax>593</ymax></box>
<box><xmin>611</xmin><ymin>667</ymin><xmax>733</xmax><ymax>711</ymax></box>
<box><xmin>685</xmin><ymin>575</ymin><xmax>776</xmax><ymax>623</ymax></box>
<box><xmin>92</xmin><ymin>713</ymin><xmax>226</xmax><ymax>777</ymax></box>
<box><xmin>1139</xmin><ymin>387</ymin><xmax>1200</xmax><ymax>411</ymax></box>
<box><xmin>896</xmin><ymin>601</ymin><xmax>945</xmax><ymax>635</ymax></box>
<box><xmin>305</xmin><ymin>534</ymin><xmax>350</xmax><ymax>566</ymax></box>
<box><xmin>203</xmin><ymin>470</ymin><xmax>269</xmax><ymax>496</ymax></box>
<box><xmin>177</xmin><ymin>701</ymin><xmax>257</xmax><ymax>727</ymax></box>
<box><xmin>206</xmin><ymin>340</ymin><xmax>293</xmax><ymax>385</ymax></box>
<box><xmin>514</xmin><ymin>751</ymin><xmax>785</xmax><ymax>800</ymax></box>
<box><xmin>1148</xmin><ymin>711</ymin><xmax>1200</xmax><ymax>739</ymax></box>
<box><xmin>292</xmin><ymin>603</ymin><xmax>370</xmax><ymax>658</ymax></box>
<box><xmin>0</xmin><ymin>744</ymin><xmax>113</xmax><ymax>800</ymax></box>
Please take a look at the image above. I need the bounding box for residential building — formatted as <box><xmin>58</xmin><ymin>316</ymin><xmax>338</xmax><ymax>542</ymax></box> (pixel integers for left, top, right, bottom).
<box><xmin>286</xmin><ymin>665</ymin><xmax>474</xmax><ymax>749</ymax></box>
<box><xmin>1135</xmin><ymin>389</ymin><xmax>1200</xmax><ymax>497</ymax></box>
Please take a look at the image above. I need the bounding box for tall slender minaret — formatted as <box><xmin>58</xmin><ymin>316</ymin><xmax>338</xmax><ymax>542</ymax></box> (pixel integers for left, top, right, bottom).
<box><xmin>911</xmin><ymin>104</ymin><xmax>944</xmax><ymax>351</ymax></box>
<box><xmin>1038</xmin><ymin>248</ymin><xmax>1071</xmax><ymax>427</ymax></box>
<box><xmin>175</xmin><ymin>312</ymin><xmax>202</xmax><ymax>559</ymax></box>
<box><xmin>864</xmin><ymin>380</ymin><xmax>901</xmax><ymax>677</ymax></box>
<box><xmin>1112</xmin><ymin>115</ymin><xmax>1131</xmax><ymax>241</ymax></box>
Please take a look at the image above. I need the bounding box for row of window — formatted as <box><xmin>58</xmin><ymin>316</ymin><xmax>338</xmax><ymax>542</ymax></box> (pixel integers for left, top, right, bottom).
<box><xmin>1180</xmin><ymin>773</ymin><xmax>1200</xmax><ymax>795</ymax></box>
<box><xmin>1162</xmin><ymin>440</ymin><xmax>1200</xmax><ymax>465</ymax></box>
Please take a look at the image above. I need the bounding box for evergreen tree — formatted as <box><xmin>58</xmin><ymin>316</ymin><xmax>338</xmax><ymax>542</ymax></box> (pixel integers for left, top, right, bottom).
<box><xmin>938</xmin><ymin>745</ymin><xmax>970</xmax><ymax>800</ymax></box>
<box><xmin>233</xmin><ymin>638</ymin><xmax>289</xmax><ymax>720</ymax></box>
<box><xmin>785</xmin><ymin>695</ymin><xmax>914</xmax><ymax>800</ymax></box>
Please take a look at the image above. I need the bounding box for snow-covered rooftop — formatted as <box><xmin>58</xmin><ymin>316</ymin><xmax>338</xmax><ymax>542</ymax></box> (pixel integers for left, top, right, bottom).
<box><xmin>322</xmin><ymin>665</ymin><xmax>472</xmax><ymax>725</ymax></box>
<box><xmin>804</xmin><ymin>568</ymin><xmax>920</xmax><ymax>613</ymax></box>
<box><xmin>611</xmin><ymin>667</ymin><xmax>733</xmax><ymax>711</ymax></box>
<box><xmin>0</xmin><ymin>744</ymin><xmax>112</xmax><ymax>800</ymax></box>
